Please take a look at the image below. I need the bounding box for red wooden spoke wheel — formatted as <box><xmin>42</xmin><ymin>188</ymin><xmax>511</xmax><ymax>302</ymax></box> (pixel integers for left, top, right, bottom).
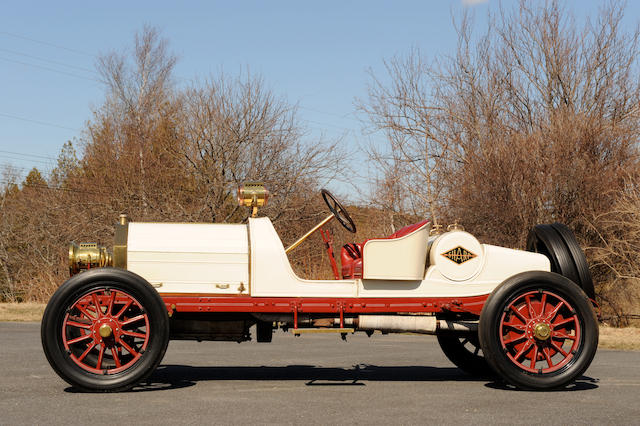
<box><xmin>62</xmin><ymin>288</ymin><xmax>151</xmax><ymax>375</ymax></box>
<box><xmin>499</xmin><ymin>290</ymin><xmax>580</xmax><ymax>374</ymax></box>
<box><xmin>41</xmin><ymin>269</ymin><xmax>169</xmax><ymax>392</ymax></box>
<box><xmin>479</xmin><ymin>271</ymin><xmax>598</xmax><ymax>391</ymax></box>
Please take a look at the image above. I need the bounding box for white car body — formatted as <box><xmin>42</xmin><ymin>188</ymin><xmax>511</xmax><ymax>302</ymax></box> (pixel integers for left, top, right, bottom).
<box><xmin>126</xmin><ymin>217</ymin><xmax>550</xmax><ymax>298</ymax></box>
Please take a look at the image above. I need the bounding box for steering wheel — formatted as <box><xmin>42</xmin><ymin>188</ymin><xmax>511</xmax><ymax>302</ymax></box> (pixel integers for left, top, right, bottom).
<box><xmin>321</xmin><ymin>189</ymin><xmax>356</xmax><ymax>233</ymax></box>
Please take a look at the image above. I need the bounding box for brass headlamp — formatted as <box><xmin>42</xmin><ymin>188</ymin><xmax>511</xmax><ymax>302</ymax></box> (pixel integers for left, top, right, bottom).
<box><xmin>68</xmin><ymin>242</ymin><xmax>113</xmax><ymax>275</ymax></box>
<box><xmin>237</xmin><ymin>182</ymin><xmax>269</xmax><ymax>217</ymax></box>
<box><xmin>68</xmin><ymin>214</ymin><xmax>128</xmax><ymax>277</ymax></box>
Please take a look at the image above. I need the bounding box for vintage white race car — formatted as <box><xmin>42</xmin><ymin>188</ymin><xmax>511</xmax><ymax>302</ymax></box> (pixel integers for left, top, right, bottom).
<box><xmin>41</xmin><ymin>185</ymin><xmax>598</xmax><ymax>392</ymax></box>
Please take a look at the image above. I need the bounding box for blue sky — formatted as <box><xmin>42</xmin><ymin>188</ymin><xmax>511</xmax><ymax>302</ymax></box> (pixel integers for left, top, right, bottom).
<box><xmin>0</xmin><ymin>1</ymin><xmax>638</xmax><ymax>187</ymax></box>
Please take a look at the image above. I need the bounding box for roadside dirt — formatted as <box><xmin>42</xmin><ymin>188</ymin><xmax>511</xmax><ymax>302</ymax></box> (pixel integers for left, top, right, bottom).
<box><xmin>0</xmin><ymin>303</ymin><xmax>45</xmax><ymax>322</ymax></box>
<box><xmin>599</xmin><ymin>325</ymin><xmax>640</xmax><ymax>351</ymax></box>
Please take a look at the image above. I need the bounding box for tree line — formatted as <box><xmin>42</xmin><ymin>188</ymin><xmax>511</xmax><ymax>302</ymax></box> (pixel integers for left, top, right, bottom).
<box><xmin>1</xmin><ymin>2</ymin><xmax>639</xmax><ymax>323</ymax></box>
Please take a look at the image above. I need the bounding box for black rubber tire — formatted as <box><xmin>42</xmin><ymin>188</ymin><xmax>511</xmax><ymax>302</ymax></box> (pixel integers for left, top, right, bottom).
<box><xmin>526</xmin><ymin>224</ymin><xmax>580</xmax><ymax>285</ymax></box>
<box><xmin>437</xmin><ymin>332</ymin><xmax>494</xmax><ymax>378</ymax></box>
<box><xmin>478</xmin><ymin>271</ymin><xmax>598</xmax><ymax>390</ymax></box>
<box><xmin>41</xmin><ymin>268</ymin><xmax>169</xmax><ymax>392</ymax></box>
<box><xmin>550</xmin><ymin>223</ymin><xmax>595</xmax><ymax>300</ymax></box>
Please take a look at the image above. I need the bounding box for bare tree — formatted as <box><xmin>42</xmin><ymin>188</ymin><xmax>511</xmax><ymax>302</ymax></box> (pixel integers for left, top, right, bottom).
<box><xmin>177</xmin><ymin>72</ymin><xmax>343</xmax><ymax>225</ymax></box>
<box><xmin>358</xmin><ymin>49</ymin><xmax>448</xmax><ymax>227</ymax></box>
<box><xmin>359</xmin><ymin>1</ymin><xmax>640</xmax><ymax>317</ymax></box>
<box><xmin>0</xmin><ymin>27</ymin><xmax>353</xmax><ymax>301</ymax></box>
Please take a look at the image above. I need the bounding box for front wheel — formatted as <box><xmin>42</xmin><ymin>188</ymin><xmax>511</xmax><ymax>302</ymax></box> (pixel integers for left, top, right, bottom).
<box><xmin>479</xmin><ymin>271</ymin><xmax>598</xmax><ymax>390</ymax></box>
<box><xmin>41</xmin><ymin>268</ymin><xmax>169</xmax><ymax>392</ymax></box>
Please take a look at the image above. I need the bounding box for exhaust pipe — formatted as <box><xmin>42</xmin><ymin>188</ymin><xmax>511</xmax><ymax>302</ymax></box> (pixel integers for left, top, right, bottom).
<box><xmin>339</xmin><ymin>315</ymin><xmax>477</xmax><ymax>335</ymax></box>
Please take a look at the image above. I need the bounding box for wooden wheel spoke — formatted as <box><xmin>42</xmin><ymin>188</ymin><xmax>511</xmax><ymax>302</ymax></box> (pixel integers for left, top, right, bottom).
<box><xmin>552</xmin><ymin>317</ymin><xmax>575</xmax><ymax>328</ymax></box>
<box><xmin>114</xmin><ymin>300</ymin><xmax>133</xmax><ymax>319</ymax></box>
<box><xmin>530</xmin><ymin>345</ymin><xmax>539</xmax><ymax>369</ymax></box>
<box><xmin>540</xmin><ymin>293</ymin><xmax>547</xmax><ymax>317</ymax></box>
<box><xmin>66</xmin><ymin>320</ymin><xmax>92</xmax><ymax>329</ymax></box>
<box><xmin>503</xmin><ymin>333</ymin><xmax>527</xmax><ymax>345</ymax></box>
<box><xmin>525</xmin><ymin>295</ymin><xmax>536</xmax><ymax>319</ymax></box>
<box><xmin>513</xmin><ymin>340</ymin><xmax>533</xmax><ymax>361</ymax></box>
<box><xmin>510</xmin><ymin>305</ymin><xmax>529</xmax><ymax>322</ymax></box>
<box><xmin>107</xmin><ymin>291</ymin><xmax>116</xmax><ymax>316</ymax></box>
<box><xmin>91</xmin><ymin>294</ymin><xmax>103</xmax><ymax>317</ymax></box>
<box><xmin>552</xmin><ymin>331</ymin><xmax>577</xmax><ymax>341</ymax></box>
<box><xmin>121</xmin><ymin>314</ymin><xmax>145</xmax><ymax>326</ymax></box>
<box><xmin>502</xmin><ymin>320</ymin><xmax>526</xmax><ymax>331</ymax></box>
<box><xmin>543</xmin><ymin>347</ymin><xmax>554</xmax><ymax>368</ymax></box>
<box><xmin>111</xmin><ymin>347</ymin><xmax>122</xmax><ymax>368</ymax></box>
<box><xmin>96</xmin><ymin>346</ymin><xmax>105</xmax><ymax>371</ymax></box>
<box><xmin>77</xmin><ymin>342</ymin><xmax>97</xmax><ymax>362</ymax></box>
<box><xmin>545</xmin><ymin>301</ymin><xmax>564</xmax><ymax>322</ymax></box>
<box><xmin>551</xmin><ymin>341</ymin><xmax>569</xmax><ymax>357</ymax></box>
<box><xmin>76</xmin><ymin>304</ymin><xmax>96</xmax><ymax>321</ymax></box>
<box><xmin>67</xmin><ymin>333</ymin><xmax>93</xmax><ymax>345</ymax></box>
<box><xmin>121</xmin><ymin>330</ymin><xmax>147</xmax><ymax>339</ymax></box>
<box><xmin>119</xmin><ymin>340</ymin><xmax>139</xmax><ymax>357</ymax></box>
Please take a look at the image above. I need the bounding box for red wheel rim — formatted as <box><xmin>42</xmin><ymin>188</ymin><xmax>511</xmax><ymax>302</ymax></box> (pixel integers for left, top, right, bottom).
<box><xmin>499</xmin><ymin>290</ymin><xmax>581</xmax><ymax>374</ymax></box>
<box><xmin>61</xmin><ymin>288</ymin><xmax>150</xmax><ymax>375</ymax></box>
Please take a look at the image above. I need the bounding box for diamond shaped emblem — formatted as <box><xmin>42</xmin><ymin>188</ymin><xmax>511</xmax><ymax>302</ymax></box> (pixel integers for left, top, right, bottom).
<box><xmin>441</xmin><ymin>246</ymin><xmax>477</xmax><ymax>265</ymax></box>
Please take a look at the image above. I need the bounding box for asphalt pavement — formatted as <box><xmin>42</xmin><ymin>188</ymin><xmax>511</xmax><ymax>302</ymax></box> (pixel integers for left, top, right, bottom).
<box><xmin>1</xmin><ymin>322</ymin><xmax>639</xmax><ymax>425</ymax></box>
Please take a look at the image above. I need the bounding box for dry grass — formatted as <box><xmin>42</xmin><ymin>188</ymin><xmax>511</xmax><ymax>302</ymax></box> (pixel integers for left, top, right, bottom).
<box><xmin>0</xmin><ymin>303</ymin><xmax>45</xmax><ymax>322</ymax></box>
<box><xmin>599</xmin><ymin>325</ymin><xmax>640</xmax><ymax>351</ymax></box>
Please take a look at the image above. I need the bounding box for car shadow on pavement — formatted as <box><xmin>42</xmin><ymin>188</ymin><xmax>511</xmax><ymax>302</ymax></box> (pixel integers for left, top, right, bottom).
<box><xmin>109</xmin><ymin>364</ymin><xmax>500</xmax><ymax>392</ymax></box>
<box><xmin>484</xmin><ymin>376</ymin><xmax>599</xmax><ymax>392</ymax></box>
<box><xmin>63</xmin><ymin>365</ymin><xmax>600</xmax><ymax>393</ymax></box>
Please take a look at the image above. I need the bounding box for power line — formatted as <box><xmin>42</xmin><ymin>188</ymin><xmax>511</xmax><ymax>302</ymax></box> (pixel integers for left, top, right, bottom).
<box><xmin>0</xmin><ymin>150</ymin><xmax>57</xmax><ymax>161</ymax></box>
<box><xmin>0</xmin><ymin>149</ymin><xmax>56</xmax><ymax>160</ymax></box>
<box><xmin>0</xmin><ymin>155</ymin><xmax>53</xmax><ymax>165</ymax></box>
<box><xmin>0</xmin><ymin>56</ymin><xmax>100</xmax><ymax>82</ymax></box>
<box><xmin>0</xmin><ymin>47</ymin><xmax>97</xmax><ymax>74</ymax></box>
<box><xmin>0</xmin><ymin>112</ymin><xmax>80</xmax><ymax>131</ymax></box>
<box><xmin>0</xmin><ymin>31</ymin><xmax>95</xmax><ymax>57</ymax></box>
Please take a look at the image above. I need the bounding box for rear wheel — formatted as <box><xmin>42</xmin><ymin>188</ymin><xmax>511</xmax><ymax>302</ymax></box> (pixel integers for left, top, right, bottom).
<box><xmin>437</xmin><ymin>331</ymin><xmax>494</xmax><ymax>377</ymax></box>
<box><xmin>41</xmin><ymin>268</ymin><xmax>169</xmax><ymax>392</ymax></box>
<box><xmin>479</xmin><ymin>271</ymin><xmax>598</xmax><ymax>390</ymax></box>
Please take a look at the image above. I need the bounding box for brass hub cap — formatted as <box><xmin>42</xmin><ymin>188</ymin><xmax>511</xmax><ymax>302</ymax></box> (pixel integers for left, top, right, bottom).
<box><xmin>98</xmin><ymin>324</ymin><xmax>113</xmax><ymax>338</ymax></box>
<box><xmin>533</xmin><ymin>322</ymin><xmax>551</xmax><ymax>341</ymax></box>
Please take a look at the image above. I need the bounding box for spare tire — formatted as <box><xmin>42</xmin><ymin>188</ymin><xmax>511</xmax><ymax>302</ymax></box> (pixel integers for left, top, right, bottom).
<box><xmin>526</xmin><ymin>223</ymin><xmax>595</xmax><ymax>300</ymax></box>
<box><xmin>550</xmin><ymin>223</ymin><xmax>595</xmax><ymax>300</ymax></box>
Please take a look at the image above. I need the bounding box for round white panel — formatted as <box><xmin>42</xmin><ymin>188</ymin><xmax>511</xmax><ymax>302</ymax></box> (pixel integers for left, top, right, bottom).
<box><xmin>430</xmin><ymin>231</ymin><xmax>484</xmax><ymax>282</ymax></box>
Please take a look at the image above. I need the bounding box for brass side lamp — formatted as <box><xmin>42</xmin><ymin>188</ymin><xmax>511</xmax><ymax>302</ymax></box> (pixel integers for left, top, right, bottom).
<box><xmin>237</xmin><ymin>182</ymin><xmax>270</xmax><ymax>217</ymax></box>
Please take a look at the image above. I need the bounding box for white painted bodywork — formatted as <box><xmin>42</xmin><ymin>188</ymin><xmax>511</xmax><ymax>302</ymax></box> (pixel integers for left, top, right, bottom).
<box><xmin>125</xmin><ymin>217</ymin><xmax>551</xmax><ymax>298</ymax></box>
<box><xmin>127</xmin><ymin>222</ymin><xmax>249</xmax><ymax>294</ymax></box>
<box><xmin>362</xmin><ymin>222</ymin><xmax>430</xmax><ymax>280</ymax></box>
<box><xmin>249</xmin><ymin>218</ymin><xmax>357</xmax><ymax>297</ymax></box>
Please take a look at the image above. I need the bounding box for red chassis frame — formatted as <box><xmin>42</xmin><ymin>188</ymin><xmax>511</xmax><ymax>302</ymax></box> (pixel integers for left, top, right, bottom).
<box><xmin>161</xmin><ymin>294</ymin><xmax>489</xmax><ymax>329</ymax></box>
